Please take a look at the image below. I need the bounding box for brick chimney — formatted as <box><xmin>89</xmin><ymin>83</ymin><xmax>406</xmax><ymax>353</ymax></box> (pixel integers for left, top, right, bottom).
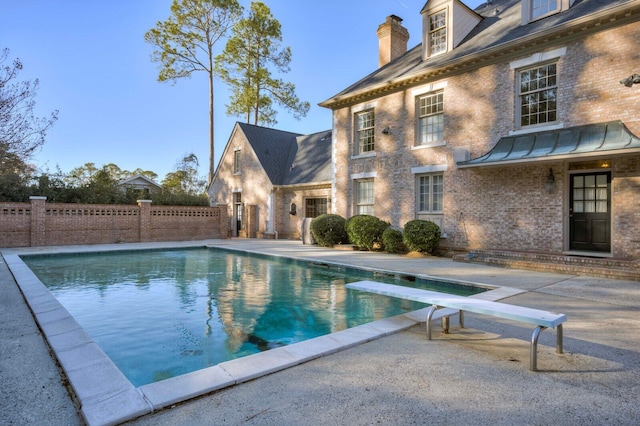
<box><xmin>377</xmin><ymin>15</ymin><xmax>409</xmax><ymax>68</ymax></box>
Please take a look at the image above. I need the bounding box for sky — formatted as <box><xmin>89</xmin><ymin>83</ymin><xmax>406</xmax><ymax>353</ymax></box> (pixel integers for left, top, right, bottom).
<box><xmin>1</xmin><ymin>0</ymin><xmax>485</xmax><ymax>181</ymax></box>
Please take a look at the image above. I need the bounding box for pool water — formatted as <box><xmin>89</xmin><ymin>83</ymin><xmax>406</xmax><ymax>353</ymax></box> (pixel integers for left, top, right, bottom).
<box><xmin>23</xmin><ymin>248</ymin><xmax>483</xmax><ymax>386</ymax></box>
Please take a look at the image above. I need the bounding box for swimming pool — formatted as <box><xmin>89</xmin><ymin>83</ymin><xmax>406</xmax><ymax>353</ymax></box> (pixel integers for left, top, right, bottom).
<box><xmin>22</xmin><ymin>247</ymin><xmax>483</xmax><ymax>387</ymax></box>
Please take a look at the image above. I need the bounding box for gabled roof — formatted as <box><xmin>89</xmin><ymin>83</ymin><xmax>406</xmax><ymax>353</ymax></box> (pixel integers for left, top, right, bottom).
<box><xmin>234</xmin><ymin>122</ymin><xmax>332</xmax><ymax>186</ymax></box>
<box><xmin>320</xmin><ymin>0</ymin><xmax>640</xmax><ymax>109</ymax></box>
<box><xmin>238</xmin><ymin>122</ymin><xmax>301</xmax><ymax>184</ymax></box>
<box><xmin>457</xmin><ymin>121</ymin><xmax>640</xmax><ymax>168</ymax></box>
<box><xmin>118</xmin><ymin>174</ymin><xmax>162</xmax><ymax>189</ymax></box>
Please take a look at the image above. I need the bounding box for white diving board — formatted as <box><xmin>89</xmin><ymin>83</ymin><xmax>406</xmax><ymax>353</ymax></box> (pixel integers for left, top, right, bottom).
<box><xmin>345</xmin><ymin>280</ymin><xmax>567</xmax><ymax>371</ymax></box>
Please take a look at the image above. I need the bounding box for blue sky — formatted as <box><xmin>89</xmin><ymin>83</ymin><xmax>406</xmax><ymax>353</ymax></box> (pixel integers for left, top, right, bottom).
<box><xmin>1</xmin><ymin>0</ymin><xmax>484</xmax><ymax>181</ymax></box>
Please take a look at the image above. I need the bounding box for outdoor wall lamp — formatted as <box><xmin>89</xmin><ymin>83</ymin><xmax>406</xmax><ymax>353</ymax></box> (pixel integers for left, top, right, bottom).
<box><xmin>289</xmin><ymin>203</ymin><xmax>296</xmax><ymax>215</ymax></box>
<box><xmin>545</xmin><ymin>168</ymin><xmax>556</xmax><ymax>193</ymax></box>
<box><xmin>620</xmin><ymin>73</ymin><xmax>640</xmax><ymax>87</ymax></box>
<box><xmin>382</xmin><ymin>126</ymin><xmax>391</xmax><ymax>135</ymax></box>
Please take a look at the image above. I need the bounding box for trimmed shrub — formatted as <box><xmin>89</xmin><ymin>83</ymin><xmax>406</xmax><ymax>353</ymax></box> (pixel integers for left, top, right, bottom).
<box><xmin>382</xmin><ymin>228</ymin><xmax>407</xmax><ymax>254</ymax></box>
<box><xmin>310</xmin><ymin>214</ymin><xmax>347</xmax><ymax>247</ymax></box>
<box><xmin>345</xmin><ymin>215</ymin><xmax>390</xmax><ymax>251</ymax></box>
<box><xmin>403</xmin><ymin>220</ymin><xmax>441</xmax><ymax>255</ymax></box>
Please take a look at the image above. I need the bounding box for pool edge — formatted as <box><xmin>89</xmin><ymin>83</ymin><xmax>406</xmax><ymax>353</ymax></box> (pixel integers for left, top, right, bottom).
<box><xmin>2</xmin><ymin>242</ymin><xmax>512</xmax><ymax>426</ymax></box>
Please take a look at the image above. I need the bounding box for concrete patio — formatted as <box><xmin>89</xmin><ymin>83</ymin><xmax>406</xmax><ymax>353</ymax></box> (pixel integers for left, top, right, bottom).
<box><xmin>2</xmin><ymin>239</ymin><xmax>639</xmax><ymax>425</ymax></box>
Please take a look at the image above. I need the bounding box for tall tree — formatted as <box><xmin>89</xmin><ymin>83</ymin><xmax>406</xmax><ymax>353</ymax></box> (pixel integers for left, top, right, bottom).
<box><xmin>162</xmin><ymin>153</ymin><xmax>206</xmax><ymax>195</ymax></box>
<box><xmin>215</xmin><ymin>1</ymin><xmax>309</xmax><ymax>126</ymax></box>
<box><xmin>0</xmin><ymin>48</ymin><xmax>58</xmax><ymax>167</ymax></box>
<box><xmin>144</xmin><ymin>0</ymin><xmax>243</xmax><ymax>185</ymax></box>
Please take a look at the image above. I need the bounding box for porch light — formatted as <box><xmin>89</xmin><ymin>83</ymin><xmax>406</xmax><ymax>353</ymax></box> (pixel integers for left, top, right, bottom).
<box><xmin>545</xmin><ymin>168</ymin><xmax>556</xmax><ymax>193</ymax></box>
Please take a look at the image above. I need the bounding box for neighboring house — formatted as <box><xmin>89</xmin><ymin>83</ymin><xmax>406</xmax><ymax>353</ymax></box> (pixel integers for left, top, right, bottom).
<box><xmin>118</xmin><ymin>174</ymin><xmax>162</xmax><ymax>196</ymax></box>
<box><xmin>209</xmin><ymin>122</ymin><xmax>332</xmax><ymax>239</ymax></box>
<box><xmin>319</xmin><ymin>0</ymin><xmax>640</xmax><ymax>260</ymax></box>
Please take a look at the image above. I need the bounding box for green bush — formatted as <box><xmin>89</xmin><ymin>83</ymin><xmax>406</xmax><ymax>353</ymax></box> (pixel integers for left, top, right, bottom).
<box><xmin>310</xmin><ymin>214</ymin><xmax>347</xmax><ymax>247</ymax></box>
<box><xmin>382</xmin><ymin>228</ymin><xmax>407</xmax><ymax>254</ymax></box>
<box><xmin>403</xmin><ymin>220</ymin><xmax>441</xmax><ymax>255</ymax></box>
<box><xmin>345</xmin><ymin>215</ymin><xmax>390</xmax><ymax>251</ymax></box>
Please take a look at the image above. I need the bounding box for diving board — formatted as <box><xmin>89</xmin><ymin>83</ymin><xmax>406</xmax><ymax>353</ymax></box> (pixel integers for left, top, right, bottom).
<box><xmin>345</xmin><ymin>281</ymin><xmax>567</xmax><ymax>371</ymax></box>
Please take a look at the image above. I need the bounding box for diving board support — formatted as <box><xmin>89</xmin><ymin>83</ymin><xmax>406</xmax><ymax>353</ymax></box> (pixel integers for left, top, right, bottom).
<box><xmin>345</xmin><ymin>280</ymin><xmax>567</xmax><ymax>372</ymax></box>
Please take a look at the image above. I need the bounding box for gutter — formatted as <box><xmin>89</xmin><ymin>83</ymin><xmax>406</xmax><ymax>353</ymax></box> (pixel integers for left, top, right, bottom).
<box><xmin>319</xmin><ymin>1</ymin><xmax>640</xmax><ymax>109</ymax></box>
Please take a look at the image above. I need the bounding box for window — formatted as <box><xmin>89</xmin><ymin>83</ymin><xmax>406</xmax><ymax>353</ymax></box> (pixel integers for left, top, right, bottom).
<box><xmin>518</xmin><ymin>63</ymin><xmax>557</xmax><ymax>128</ymax></box>
<box><xmin>356</xmin><ymin>180</ymin><xmax>374</xmax><ymax>216</ymax></box>
<box><xmin>429</xmin><ymin>10</ymin><xmax>447</xmax><ymax>55</ymax></box>
<box><xmin>532</xmin><ymin>0</ymin><xmax>558</xmax><ymax>19</ymax></box>
<box><xmin>356</xmin><ymin>110</ymin><xmax>375</xmax><ymax>154</ymax></box>
<box><xmin>233</xmin><ymin>150</ymin><xmax>241</xmax><ymax>174</ymax></box>
<box><xmin>417</xmin><ymin>91</ymin><xmax>444</xmax><ymax>145</ymax></box>
<box><xmin>418</xmin><ymin>174</ymin><xmax>443</xmax><ymax>213</ymax></box>
<box><xmin>305</xmin><ymin>198</ymin><xmax>328</xmax><ymax>218</ymax></box>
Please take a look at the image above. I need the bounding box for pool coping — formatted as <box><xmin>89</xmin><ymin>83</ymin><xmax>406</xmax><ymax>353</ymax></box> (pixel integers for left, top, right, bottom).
<box><xmin>2</xmin><ymin>242</ymin><xmax>524</xmax><ymax>426</ymax></box>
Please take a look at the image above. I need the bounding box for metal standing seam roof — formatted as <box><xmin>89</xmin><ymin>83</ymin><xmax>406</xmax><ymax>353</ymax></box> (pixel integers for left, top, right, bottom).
<box><xmin>456</xmin><ymin>121</ymin><xmax>640</xmax><ymax>168</ymax></box>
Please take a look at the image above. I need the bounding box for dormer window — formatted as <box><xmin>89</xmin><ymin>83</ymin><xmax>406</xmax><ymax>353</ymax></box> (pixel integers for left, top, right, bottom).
<box><xmin>532</xmin><ymin>0</ymin><xmax>558</xmax><ymax>19</ymax></box>
<box><xmin>522</xmin><ymin>0</ymin><xmax>575</xmax><ymax>25</ymax></box>
<box><xmin>421</xmin><ymin>0</ymin><xmax>481</xmax><ymax>60</ymax></box>
<box><xmin>429</xmin><ymin>10</ymin><xmax>447</xmax><ymax>55</ymax></box>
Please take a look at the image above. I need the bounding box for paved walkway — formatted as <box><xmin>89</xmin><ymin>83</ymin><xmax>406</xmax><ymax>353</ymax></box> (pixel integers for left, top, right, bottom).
<box><xmin>2</xmin><ymin>240</ymin><xmax>639</xmax><ymax>425</ymax></box>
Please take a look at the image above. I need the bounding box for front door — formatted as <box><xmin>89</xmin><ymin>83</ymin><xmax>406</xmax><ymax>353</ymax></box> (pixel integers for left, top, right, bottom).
<box><xmin>569</xmin><ymin>172</ymin><xmax>611</xmax><ymax>252</ymax></box>
<box><xmin>234</xmin><ymin>192</ymin><xmax>243</xmax><ymax>237</ymax></box>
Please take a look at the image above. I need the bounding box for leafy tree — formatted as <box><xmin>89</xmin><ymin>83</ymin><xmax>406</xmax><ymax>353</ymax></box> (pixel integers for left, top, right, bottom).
<box><xmin>65</xmin><ymin>162</ymin><xmax>99</xmax><ymax>187</ymax></box>
<box><xmin>162</xmin><ymin>153</ymin><xmax>207</xmax><ymax>195</ymax></box>
<box><xmin>215</xmin><ymin>1</ymin><xmax>309</xmax><ymax>126</ymax></box>
<box><xmin>0</xmin><ymin>48</ymin><xmax>58</xmax><ymax>169</ymax></box>
<box><xmin>144</xmin><ymin>0</ymin><xmax>243</xmax><ymax>184</ymax></box>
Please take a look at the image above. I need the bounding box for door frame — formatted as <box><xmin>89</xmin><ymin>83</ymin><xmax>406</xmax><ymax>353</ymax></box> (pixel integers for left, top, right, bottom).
<box><xmin>565</xmin><ymin>165</ymin><xmax>612</xmax><ymax>255</ymax></box>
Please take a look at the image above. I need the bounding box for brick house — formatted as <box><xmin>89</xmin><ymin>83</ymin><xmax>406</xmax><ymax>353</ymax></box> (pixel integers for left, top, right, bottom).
<box><xmin>209</xmin><ymin>122</ymin><xmax>332</xmax><ymax>239</ymax></box>
<box><xmin>319</xmin><ymin>0</ymin><xmax>640</xmax><ymax>261</ymax></box>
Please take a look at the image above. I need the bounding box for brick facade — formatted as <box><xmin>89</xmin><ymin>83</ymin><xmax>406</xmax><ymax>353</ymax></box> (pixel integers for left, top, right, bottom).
<box><xmin>0</xmin><ymin>198</ymin><xmax>227</xmax><ymax>248</ymax></box>
<box><xmin>209</xmin><ymin>124</ymin><xmax>331</xmax><ymax>240</ymax></box>
<box><xmin>330</xmin><ymin>19</ymin><xmax>640</xmax><ymax>260</ymax></box>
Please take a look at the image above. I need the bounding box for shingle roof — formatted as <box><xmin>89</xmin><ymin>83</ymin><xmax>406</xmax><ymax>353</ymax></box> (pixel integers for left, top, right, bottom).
<box><xmin>284</xmin><ymin>130</ymin><xmax>333</xmax><ymax>185</ymax></box>
<box><xmin>238</xmin><ymin>122</ymin><xmax>331</xmax><ymax>186</ymax></box>
<box><xmin>321</xmin><ymin>0</ymin><xmax>640</xmax><ymax>107</ymax></box>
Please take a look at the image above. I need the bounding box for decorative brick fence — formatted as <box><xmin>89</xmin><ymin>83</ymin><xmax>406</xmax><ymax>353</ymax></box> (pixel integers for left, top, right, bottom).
<box><xmin>0</xmin><ymin>197</ymin><xmax>229</xmax><ymax>248</ymax></box>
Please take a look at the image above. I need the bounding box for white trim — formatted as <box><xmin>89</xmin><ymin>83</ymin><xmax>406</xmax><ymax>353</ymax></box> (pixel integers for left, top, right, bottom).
<box><xmin>331</xmin><ymin>112</ymin><xmax>338</xmax><ymax>214</ymax></box>
<box><xmin>412</xmin><ymin>141</ymin><xmax>447</xmax><ymax>150</ymax></box>
<box><xmin>351</xmin><ymin>101</ymin><xmax>377</xmax><ymax>114</ymax></box>
<box><xmin>509</xmin><ymin>122</ymin><xmax>564</xmax><ymax>136</ymax></box>
<box><xmin>509</xmin><ymin>47</ymin><xmax>567</xmax><ymax>70</ymax></box>
<box><xmin>411</xmin><ymin>164</ymin><xmax>447</xmax><ymax>174</ymax></box>
<box><xmin>411</xmin><ymin>81</ymin><xmax>448</xmax><ymax>97</ymax></box>
<box><xmin>350</xmin><ymin>171</ymin><xmax>377</xmax><ymax>180</ymax></box>
<box><xmin>351</xmin><ymin>152</ymin><xmax>377</xmax><ymax>160</ymax></box>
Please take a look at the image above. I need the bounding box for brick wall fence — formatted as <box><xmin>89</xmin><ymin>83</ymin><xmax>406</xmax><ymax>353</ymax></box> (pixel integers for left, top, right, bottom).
<box><xmin>0</xmin><ymin>197</ymin><xmax>229</xmax><ymax>248</ymax></box>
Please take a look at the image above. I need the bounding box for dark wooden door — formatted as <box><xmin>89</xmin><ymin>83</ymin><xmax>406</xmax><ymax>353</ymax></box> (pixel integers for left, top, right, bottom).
<box><xmin>569</xmin><ymin>172</ymin><xmax>611</xmax><ymax>252</ymax></box>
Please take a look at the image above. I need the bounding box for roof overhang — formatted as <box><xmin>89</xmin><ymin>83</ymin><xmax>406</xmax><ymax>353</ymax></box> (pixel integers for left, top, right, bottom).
<box><xmin>457</xmin><ymin>121</ymin><xmax>640</xmax><ymax>168</ymax></box>
<box><xmin>319</xmin><ymin>2</ymin><xmax>640</xmax><ymax>110</ymax></box>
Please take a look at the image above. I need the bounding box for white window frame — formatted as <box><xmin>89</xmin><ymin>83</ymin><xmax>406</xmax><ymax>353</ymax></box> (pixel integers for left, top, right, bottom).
<box><xmin>517</xmin><ymin>61</ymin><xmax>558</xmax><ymax>129</ymax></box>
<box><xmin>355</xmin><ymin>109</ymin><xmax>375</xmax><ymax>155</ymax></box>
<box><xmin>417</xmin><ymin>174</ymin><xmax>444</xmax><ymax>214</ymax></box>
<box><xmin>428</xmin><ymin>9</ymin><xmax>447</xmax><ymax>56</ymax></box>
<box><xmin>416</xmin><ymin>91</ymin><xmax>444</xmax><ymax>147</ymax></box>
<box><xmin>355</xmin><ymin>179</ymin><xmax>374</xmax><ymax>216</ymax></box>
<box><xmin>521</xmin><ymin>0</ymin><xmax>574</xmax><ymax>24</ymax></box>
